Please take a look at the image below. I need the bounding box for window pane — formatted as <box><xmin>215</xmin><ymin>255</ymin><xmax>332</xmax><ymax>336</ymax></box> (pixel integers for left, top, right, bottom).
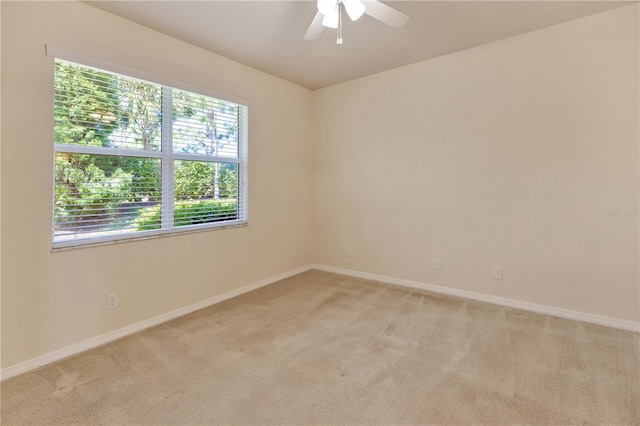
<box><xmin>172</xmin><ymin>89</ymin><xmax>240</xmax><ymax>158</ymax></box>
<box><xmin>54</xmin><ymin>61</ymin><xmax>162</xmax><ymax>151</ymax></box>
<box><xmin>173</xmin><ymin>160</ymin><xmax>239</xmax><ymax>227</ymax></box>
<box><xmin>54</xmin><ymin>153</ymin><xmax>161</xmax><ymax>242</ymax></box>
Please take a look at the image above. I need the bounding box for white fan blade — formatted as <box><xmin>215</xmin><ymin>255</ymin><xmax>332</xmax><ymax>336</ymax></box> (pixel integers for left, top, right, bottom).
<box><xmin>304</xmin><ymin>11</ymin><xmax>325</xmax><ymax>40</ymax></box>
<box><xmin>362</xmin><ymin>0</ymin><xmax>409</xmax><ymax>28</ymax></box>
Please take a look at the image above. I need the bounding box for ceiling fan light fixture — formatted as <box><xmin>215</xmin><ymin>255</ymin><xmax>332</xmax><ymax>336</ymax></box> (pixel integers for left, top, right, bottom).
<box><xmin>343</xmin><ymin>0</ymin><xmax>365</xmax><ymax>21</ymax></box>
<box><xmin>304</xmin><ymin>0</ymin><xmax>409</xmax><ymax>44</ymax></box>
<box><xmin>317</xmin><ymin>0</ymin><xmax>337</xmax><ymax>16</ymax></box>
<box><xmin>322</xmin><ymin>8</ymin><xmax>339</xmax><ymax>29</ymax></box>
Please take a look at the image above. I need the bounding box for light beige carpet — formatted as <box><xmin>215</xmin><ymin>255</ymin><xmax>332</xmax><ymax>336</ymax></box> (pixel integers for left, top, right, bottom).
<box><xmin>2</xmin><ymin>270</ymin><xmax>639</xmax><ymax>425</ymax></box>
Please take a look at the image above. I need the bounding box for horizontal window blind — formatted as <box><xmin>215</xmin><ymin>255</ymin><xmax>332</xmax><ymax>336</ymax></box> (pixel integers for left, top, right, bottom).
<box><xmin>55</xmin><ymin>65</ymin><xmax>163</xmax><ymax>151</ymax></box>
<box><xmin>53</xmin><ymin>58</ymin><xmax>248</xmax><ymax>248</ymax></box>
<box><xmin>172</xmin><ymin>88</ymin><xmax>240</xmax><ymax>159</ymax></box>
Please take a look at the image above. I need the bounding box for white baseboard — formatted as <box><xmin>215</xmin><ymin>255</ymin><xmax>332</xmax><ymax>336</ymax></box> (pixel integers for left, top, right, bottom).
<box><xmin>311</xmin><ymin>264</ymin><xmax>640</xmax><ymax>333</ymax></box>
<box><xmin>4</xmin><ymin>263</ymin><xmax>637</xmax><ymax>380</ymax></box>
<box><xmin>0</xmin><ymin>264</ymin><xmax>314</xmax><ymax>381</ymax></box>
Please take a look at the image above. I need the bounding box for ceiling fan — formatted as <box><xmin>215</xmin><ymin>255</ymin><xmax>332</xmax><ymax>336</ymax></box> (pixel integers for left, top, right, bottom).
<box><xmin>304</xmin><ymin>0</ymin><xmax>409</xmax><ymax>45</ymax></box>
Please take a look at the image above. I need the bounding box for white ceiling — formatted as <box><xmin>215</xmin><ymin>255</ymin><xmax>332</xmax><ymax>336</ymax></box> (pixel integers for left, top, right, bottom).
<box><xmin>86</xmin><ymin>1</ymin><xmax>632</xmax><ymax>90</ymax></box>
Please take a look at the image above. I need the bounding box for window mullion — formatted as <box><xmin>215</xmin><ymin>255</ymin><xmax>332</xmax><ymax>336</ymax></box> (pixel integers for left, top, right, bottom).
<box><xmin>161</xmin><ymin>86</ymin><xmax>174</xmax><ymax>229</ymax></box>
<box><xmin>238</xmin><ymin>105</ymin><xmax>248</xmax><ymax>221</ymax></box>
<box><xmin>53</xmin><ymin>143</ymin><xmax>164</xmax><ymax>159</ymax></box>
<box><xmin>171</xmin><ymin>152</ymin><xmax>241</xmax><ymax>163</ymax></box>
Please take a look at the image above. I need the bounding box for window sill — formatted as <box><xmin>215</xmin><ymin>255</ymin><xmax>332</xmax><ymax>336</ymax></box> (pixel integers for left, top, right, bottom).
<box><xmin>51</xmin><ymin>221</ymin><xmax>248</xmax><ymax>252</ymax></box>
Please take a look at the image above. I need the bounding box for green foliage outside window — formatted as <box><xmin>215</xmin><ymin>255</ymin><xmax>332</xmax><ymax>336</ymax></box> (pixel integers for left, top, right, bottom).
<box><xmin>134</xmin><ymin>199</ymin><xmax>238</xmax><ymax>231</ymax></box>
<box><xmin>54</xmin><ymin>61</ymin><xmax>241</xmax><ymax>239</ymax></box>
<box><xmin>54</xmin><ymin>64</ymin><xmax>120</xmax><ymax>147</ymax></box>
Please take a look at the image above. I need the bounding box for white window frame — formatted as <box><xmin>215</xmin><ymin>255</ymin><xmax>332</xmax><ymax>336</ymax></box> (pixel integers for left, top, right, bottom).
<box><xmin>48</xmin><ymin>46</ymin><xmax>249</xmax><ymax>250</ymax></box>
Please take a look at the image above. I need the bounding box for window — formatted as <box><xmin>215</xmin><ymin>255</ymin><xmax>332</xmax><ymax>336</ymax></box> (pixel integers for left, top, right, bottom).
<box><xmin>52</xmin><ymin>55</ymin><xmax>248</xmax><ymax>249</ymax></box>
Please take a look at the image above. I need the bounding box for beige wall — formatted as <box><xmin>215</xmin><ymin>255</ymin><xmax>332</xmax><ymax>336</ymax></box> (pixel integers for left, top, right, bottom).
<box><xmin>0</xmin><ymin>1</ymin><xmax>314</xmax><ymax>367</ymax></box>
<box><xmin>313</xmin><ymin>5</ymin><xmax>639</xmax><ymax>322</ymax></box>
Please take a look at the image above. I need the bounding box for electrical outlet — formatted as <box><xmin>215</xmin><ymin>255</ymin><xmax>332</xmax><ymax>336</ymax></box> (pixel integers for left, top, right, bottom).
<box><xmin>107</xmin><ymin>293</ymin><xmax>118</xmax><ymax>310</ymax></box>
<box><xmin>433</xmin><ymin>258</ymin><xmax>441</xmax><ymax>270</ymax></box>
<box><xmin>493</xmin><ymin>267</ymin><xmax>503</xmax><ymax>280</ymax></box>
<box><xmin>346</xmin><ymin>247</ymin><xmax>352</xmax><ymax>258</ymax></box>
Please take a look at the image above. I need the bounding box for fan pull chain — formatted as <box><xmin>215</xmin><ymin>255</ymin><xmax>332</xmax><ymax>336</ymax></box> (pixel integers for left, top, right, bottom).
<box><xmin>337</xmin><ymin>3</ymin><xmax>343</xmax><ymax>45</ymax></box>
